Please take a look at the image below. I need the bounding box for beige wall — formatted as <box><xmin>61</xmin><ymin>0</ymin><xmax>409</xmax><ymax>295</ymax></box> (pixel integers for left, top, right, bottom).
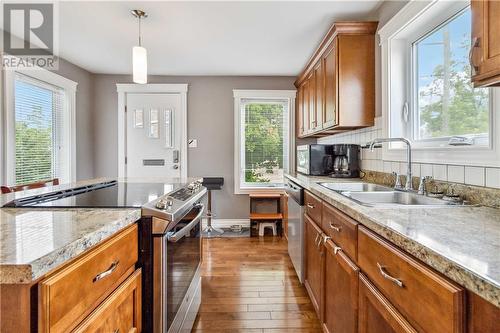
<box><xmin>92</xmin><ymin>75</ymin><xmax>295</xmax><ymax>219</ymax></box>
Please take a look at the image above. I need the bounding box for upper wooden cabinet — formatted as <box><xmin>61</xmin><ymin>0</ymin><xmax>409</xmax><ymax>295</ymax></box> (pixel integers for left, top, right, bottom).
<box><xmin>471</xmin><ymin>0</ymin><xmax>500</xmax><ymax>87</ymax></box>
<box><xmin>295</xmin><ymin>22</ymin><xmax>377</xmax><ymax>138</ymax></box>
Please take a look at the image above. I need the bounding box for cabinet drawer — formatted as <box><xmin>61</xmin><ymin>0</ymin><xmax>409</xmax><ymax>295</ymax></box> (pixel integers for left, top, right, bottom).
<box><xmin>73</xmin><ymin>269</ymin><xmax>142</xmax><ymax>333</ymax></box>
<box><xmin>304</xmin><ymin>191</ymin><xmax>322</xmax><ymax>223</ymax></box>
<box><xmin>39</xmin><ymin>224</ymin><xmax>139</xmax><ymax>333</ymax></box>
<box><xmin>358</xmin><ymin>227</ymin><xmax>464</xmax><ymax>333</ymax></box>
<box><xmin>322</xmin><ymin>202</ymin><xmax>358</xmax><ymax>261</ymax></box>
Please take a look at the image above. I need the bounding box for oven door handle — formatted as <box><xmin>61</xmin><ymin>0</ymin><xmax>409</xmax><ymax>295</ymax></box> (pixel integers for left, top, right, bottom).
<box><xmin>167</xmin><ymin>203</ymin><xmax>204</xmax><ymax>242</ymax></box>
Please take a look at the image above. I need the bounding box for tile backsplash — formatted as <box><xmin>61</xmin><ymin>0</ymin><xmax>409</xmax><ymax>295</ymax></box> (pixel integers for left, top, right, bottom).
<box><xmin>317</xmin><ymin>118</ymin><xmax>500</xmax><ymax>189</ymax></box>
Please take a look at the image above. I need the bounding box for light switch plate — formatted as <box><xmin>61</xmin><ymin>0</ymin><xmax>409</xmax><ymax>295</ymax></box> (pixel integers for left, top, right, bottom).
<box><xmin>188</xmin><ymin>139</ymin><xmax>197</xmax><ymax>148</ymax></box>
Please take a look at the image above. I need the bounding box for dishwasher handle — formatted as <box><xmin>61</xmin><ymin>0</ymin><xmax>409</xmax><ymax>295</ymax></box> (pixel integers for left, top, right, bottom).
<box><xmin>167</xmin><ymin>203</ymin><xmax>204</xmax><ymax>242</ymax></box>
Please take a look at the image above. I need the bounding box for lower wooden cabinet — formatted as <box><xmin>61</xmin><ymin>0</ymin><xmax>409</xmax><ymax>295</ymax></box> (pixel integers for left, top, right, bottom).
<box><xmin>304</xmin><ymin>214</ymin><xmax>324</xmax><ymax>316</ymax></box>
<box><xmin>73</xmin><ymin>269</ymin><xmax>142</xmax><ymax>333</ymax></box>
<box><xmin>358</xmin><ymin>274</ymin><xmax>416</xmax><ymax>333</ymax></box>
<box><xmin>322</xmin><ymin>239</ymin><xmax>359</xmax><ymax>333</ymax></box>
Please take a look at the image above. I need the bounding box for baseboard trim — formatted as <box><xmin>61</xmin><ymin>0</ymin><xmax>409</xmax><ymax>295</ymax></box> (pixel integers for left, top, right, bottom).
<box><xmin>201</xmin><ymin>218</ymin><xmax>250</xmax><ymax>229</ymax></box>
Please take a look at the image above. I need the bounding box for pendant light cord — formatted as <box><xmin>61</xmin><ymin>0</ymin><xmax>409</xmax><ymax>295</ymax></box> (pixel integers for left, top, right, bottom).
<box><xmin>138</xmin><ymin>16</ymin><xmax>142</xmax><ymax>46</ymax></box>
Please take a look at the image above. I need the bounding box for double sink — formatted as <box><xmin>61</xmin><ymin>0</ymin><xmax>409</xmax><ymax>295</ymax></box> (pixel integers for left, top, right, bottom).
<box><xmin>319</xmin><ymin>182</ymin><xmax>463</xmax><ymax>207</ymax></box>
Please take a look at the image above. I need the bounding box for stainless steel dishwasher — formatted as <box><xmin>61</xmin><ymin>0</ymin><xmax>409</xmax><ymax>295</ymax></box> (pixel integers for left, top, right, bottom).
<box><xmin>285</xmin><ymin>178</ymin><xmax>305</xmax><ymax>283</ymax></box>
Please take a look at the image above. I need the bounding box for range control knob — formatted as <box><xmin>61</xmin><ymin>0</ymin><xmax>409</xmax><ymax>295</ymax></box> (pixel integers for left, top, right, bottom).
<box><xmin>156</xmin><ymin>197</ymin><xmax>174</xmax><ymax>210</ymax></box>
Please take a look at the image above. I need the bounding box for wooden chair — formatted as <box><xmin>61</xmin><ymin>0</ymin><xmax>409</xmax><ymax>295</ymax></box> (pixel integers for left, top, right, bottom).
<box><xmin>1</xmin><ymin>178</ymin><xmax>59</xmax><ymax>194</ymax></box>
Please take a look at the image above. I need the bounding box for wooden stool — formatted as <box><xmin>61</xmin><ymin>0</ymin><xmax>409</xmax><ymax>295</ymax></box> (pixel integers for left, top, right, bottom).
<box><xmin>249</xmin><ymin>193</ymin><xmax>283</xmax><ymax>237</ymax></box>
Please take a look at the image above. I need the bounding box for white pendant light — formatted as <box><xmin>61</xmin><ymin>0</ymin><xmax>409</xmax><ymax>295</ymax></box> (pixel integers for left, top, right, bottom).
<box><xmin>131</xmin><ymin>9</ymin><xmax>148</xmax><ymax>84</ymax></box>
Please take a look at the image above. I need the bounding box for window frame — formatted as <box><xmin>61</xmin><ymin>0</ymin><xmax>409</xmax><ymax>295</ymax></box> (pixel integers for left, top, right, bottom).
<box><xmin>379</xmin><ymin>0</ymin><xmax>500</xmax><ymax>167</ymax></box>
<box><xmin>233</xmin><ymin>89</ymin><xmax>296</xmax><ymax>194</ymax></box>
<box><xmin>3</xmin><ymin>65</ymin><xmax>78</xmax><ymax>185</ymax></box>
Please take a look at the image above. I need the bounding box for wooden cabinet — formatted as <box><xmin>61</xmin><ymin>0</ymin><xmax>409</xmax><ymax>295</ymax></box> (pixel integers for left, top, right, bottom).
<box><xmin>322</xmin><ymin>239</ymin><xmax>359</xmax><ymax>333</ymax></box>
<box><xmin>304</xmin><ymin>214</ymin><xmax>324</xmax><ymax>316</ymax></box>
<box><xmin>358</xmin><ymin>226</ymin><xmax>465</xmax><ymax>333</ymax></box>
<box><xmin>471</xmin><ymin>0</ymin><xmax>500</xmax><ymax>87</ymax></box>
<box><xmin>39</xmin><ymin>224</ymin><xmax>139</xmax><ymax>333</ymax></box>
<box><xmin>358</xmin><ymin>274</ymin><xmax>417</xmax><ymax>333</ymax></box>
<box><xmin>304</xmin><ymin>191</ymin><xmax>322</xmax><ymax>223</ymax></box>
<box><xmin>295</xmin><ymin>22</ymin><xmax>377</xmax><ymax>138</ymax></box>
<box><xmin>322</xmin><ymin>202</ymin><xmax>358</xmax><ymax>261</ymax></box>
<box><xmin>73</xmin><ymin>269</ymin><xmax>142</xmax><ymax>333</ymax></box>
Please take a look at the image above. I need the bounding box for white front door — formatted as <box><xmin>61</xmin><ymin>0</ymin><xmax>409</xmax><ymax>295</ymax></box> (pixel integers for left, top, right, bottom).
<box><xmin>125</xmin><ymin>93</ymin><xmax>183</xmax><ymax>178</ymax></box>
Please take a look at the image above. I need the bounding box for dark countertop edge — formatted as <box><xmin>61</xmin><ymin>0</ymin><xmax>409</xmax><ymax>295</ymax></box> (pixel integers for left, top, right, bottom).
<box><xmin>285</xmin><ymin>173</ymin><xmax>500</xmax><ymax>308</ymax></box>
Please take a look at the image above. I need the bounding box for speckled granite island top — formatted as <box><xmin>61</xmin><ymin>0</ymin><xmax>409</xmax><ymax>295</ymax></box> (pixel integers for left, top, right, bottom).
<box><xmin>285</xmin><ymin>173</ymin><xmax>500</xmax><ymax>308</ymax></box>
<box><xmin>0</xmin><ymin>207</ymin><xmax>141</xmax><ymax>284</ymax></box>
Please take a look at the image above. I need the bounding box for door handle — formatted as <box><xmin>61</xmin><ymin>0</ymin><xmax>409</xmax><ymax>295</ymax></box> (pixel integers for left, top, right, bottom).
<box><xmin>173</xmin><ymin>150</ymin><xmax>179</xmax><ymax>163</ymax></box>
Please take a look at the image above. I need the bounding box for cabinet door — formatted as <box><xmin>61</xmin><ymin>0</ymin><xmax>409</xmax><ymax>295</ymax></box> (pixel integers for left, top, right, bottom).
<box><xmin>304</xmin><ymin>214</ymin><xmax>323</xmax><ymax>316</ymax></box>
<box><xmin>323</xmin><ymin>40</ymin><xmax>337</xmax><ymax>128</ymax></box>
<box><xmin>296</xmin><ymin>85</ymin><xmax>305</xmax><ymax>137</ymax></box>
<box><xmin>471</xmin><ymin>0</ymin><xmax>500</xmax><ymax>86</ymax></box>
<box><xmin>322</xmin><ymin>240</ymin><xmax>359</xmax><ymax>333</ymax></box>
<box><xmin>358</xmin><ymin>274</ymin><xmax>417</xmax><ymax>333</ymax></box>
<box><xmin>308</xmin><ymin>73</ymin><xmax>316</xmax><ymax>132</ymax></box>
<box><xmin>314</xmin><ymin>60</ymin><xmax>324</xmax><ymax>131</ymax></box>
<box><xmin>303</xmin><ymin>80</ymin><xmax>310</xmax><ymax>134</ymax></box>
<box><xmin>73</xmin><ymin>269</ymin><xmax>142</xmax><ymax>333</ymax></box>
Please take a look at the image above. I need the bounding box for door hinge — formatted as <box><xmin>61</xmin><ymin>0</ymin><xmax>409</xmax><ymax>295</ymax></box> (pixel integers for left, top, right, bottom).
<box><xmin>125</xmin><ymin>106</ymin><xmax>127</xmax><ymax>113</ymax></box>
<box><xmin>125</xmin><ymin>157</ymin><xmax>128</xmax><ymax>164</ymax></box>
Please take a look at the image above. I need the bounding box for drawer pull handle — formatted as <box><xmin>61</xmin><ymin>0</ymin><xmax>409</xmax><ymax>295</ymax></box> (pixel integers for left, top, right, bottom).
<box><xmin>314</xmin><ymin>233</ymin><xmax>320</xmax><ymax>245</ymax></box>
<box><xmin>114</xmin><ymin>329</ymin><xmax>120</xmax><ymax>333</ymax></box>
<box><xmin>307</xmin><ymin>203</ymin><xmax>315</xmax><ymax>209</ymax></box>
<box><xmin>333</xmin><ymin>246</ymin><xmax>341</xmax><ymax>254</ymax></box>
<box><xmin>377</xmin><ymin>263</ymin><xmax>403</xmax><ymax>288</ymax></box>
<box><xmin>93</xmin><ymin>260</ymin><xmax>119</xmax><ymax>283</ymax></box>
<box><xmin>329</xmin><ymin>223</ymin><xmax>341</xmax><ymax>232</ymax></box>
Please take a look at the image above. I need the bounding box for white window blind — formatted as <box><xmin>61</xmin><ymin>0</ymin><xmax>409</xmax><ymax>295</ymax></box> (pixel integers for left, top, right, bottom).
<box><xmin>240</xmin><ymin>98</ymin><xmax>289</xmax><ymax>188</ymax></box>
<box><xmin>14</xmin><ymin>73</ymin><xmax>67</xmax><ymax>185</ymax></box>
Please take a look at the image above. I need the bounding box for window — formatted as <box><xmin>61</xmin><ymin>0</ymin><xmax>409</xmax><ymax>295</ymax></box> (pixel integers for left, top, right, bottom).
<box><xmin>3</xmin><ymin>68</ymin><xmax>77</xmax><ymax>185</ymax></box>
<box><xmin>234</xmin><ymin>90</ymin><xmax>295</xmax><ymax>193</ymax></box>
<box><xmin>412</xmin><ymin>7</ymin><xmax>490</xmax><ymax>146</ymax></box>
<box><xmin>379</xmin><ymin>0</ymin><xmax>500</xmax><ymax>166</ymax></box>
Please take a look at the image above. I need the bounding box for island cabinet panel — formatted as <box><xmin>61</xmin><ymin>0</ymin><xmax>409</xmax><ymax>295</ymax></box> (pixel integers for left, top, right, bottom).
<box><xmin>358</xmin><ymin>274</ymin><xmax>417</xmax><ymax>333</ymax></box>
<box><xmin>294</xmin><ymin>22</ymin><xmax>377</xmax><ymax>138</ymax></box>
<box><xmin>358</xmin><ymin>226</ymin><xmax>465</xmax><ymax>333</ymax></box>
<box><xmin>322</xmin><ymin>201</ymin><xmax>358</xmax><ymax>261</ymax></box>
<box><xmin>39</xmin><ymin>224</ymin><xmax>139</xmax><ymax>333</ymax></box>
<box><xmin>466</xmin><ymin>290</ymin><xmax>500</xmax><ymax>333</ymax></box>
<box><xmin>322</xmin><ymin>239</ymin><xmax>359</xmax><ymax>333</ymax></box>
<box><xmin>304</xmin><ymin>214</ymin><xmax>324</xmax><ymax>317</ymax></box>
<box><xmin>471</xmin><ymin>0</ymin><xmax>500</xmax><ymax>87</ymax></box>
<box><xmin>73</xmin><ymin>269</ymin><xmax>142</xmax><ymax>333</ymax></box>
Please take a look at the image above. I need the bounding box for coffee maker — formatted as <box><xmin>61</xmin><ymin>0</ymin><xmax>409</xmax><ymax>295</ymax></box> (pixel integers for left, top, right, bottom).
<box><xmin>331</xmin><ymin>144</ymin><xmax>360</xmax><ymax>178</ymax></box>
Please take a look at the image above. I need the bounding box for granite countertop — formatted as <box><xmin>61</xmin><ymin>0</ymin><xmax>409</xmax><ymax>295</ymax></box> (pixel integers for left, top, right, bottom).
<box><xmin>285</xmin><ymin>173</ymin><xmax>500</xmax><ymax>308</ymax></box>
<box><xmin>0</xmin><ymin>177</ymin><xmax>199</xmax><ymax>284</ymax></box>
<box><xmin>0</xmin><ymin>207</ymin><xmax>141</xmax><ymax>283</ymax></box>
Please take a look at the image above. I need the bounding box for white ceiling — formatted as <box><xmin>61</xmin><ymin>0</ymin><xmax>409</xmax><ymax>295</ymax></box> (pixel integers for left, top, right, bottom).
<box><xmin>16</xmin><ymin>1</ymin><xmax>384</xmax><ymax>76</ymax></box>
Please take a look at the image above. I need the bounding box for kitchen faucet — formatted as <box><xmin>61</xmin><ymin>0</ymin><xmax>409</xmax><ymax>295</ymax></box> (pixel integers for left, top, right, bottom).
<box><xmin>369</xmin><ymin>138</ymin><xmax>413</xmax><ymax>192</ymax></box>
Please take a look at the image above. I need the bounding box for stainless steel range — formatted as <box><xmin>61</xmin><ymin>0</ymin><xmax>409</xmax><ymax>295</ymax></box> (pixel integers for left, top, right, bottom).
<box><xmin>4</xmin><ymin>178</ymin><xmax>207</xmax><ymax>333</ymax></box>
<box><xmin>140</xmin><ymin>180</ymin><xmax>206</xmax><ymax>333</ymax></box>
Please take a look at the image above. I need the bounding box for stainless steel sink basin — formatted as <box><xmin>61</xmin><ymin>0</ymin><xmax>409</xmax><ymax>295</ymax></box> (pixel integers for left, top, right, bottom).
<box><xmin>319</xmin><ymin>182</ymin><xmax>392</xmax><ymax>192</ymax></box>
<box><xmin>341</xmin><ymin>191</ymin><xmax>452</xmax><ymax>207</ymax></box>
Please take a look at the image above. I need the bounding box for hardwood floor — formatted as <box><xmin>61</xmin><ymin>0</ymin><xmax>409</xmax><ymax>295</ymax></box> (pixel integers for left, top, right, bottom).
<box><xmin>192</xmin><ymin>237</ymin><xmax>322</xmax><ymax>333</ymax></box>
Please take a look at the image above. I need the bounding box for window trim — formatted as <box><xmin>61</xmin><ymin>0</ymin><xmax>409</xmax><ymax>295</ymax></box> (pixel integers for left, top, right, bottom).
<box><xmin>233</xmin><ymin>89</ymin><xmax>296</xmax><ymax>194</ymax></box>
<box><xmin>3</xmin><ymin>65</ymin><xmax>78</xmax><ymax>185</ymax></box>
<box><xmin>379</xmin><ymin>0</ymin><xmax>500</xmax><ymax>167</ymax></box>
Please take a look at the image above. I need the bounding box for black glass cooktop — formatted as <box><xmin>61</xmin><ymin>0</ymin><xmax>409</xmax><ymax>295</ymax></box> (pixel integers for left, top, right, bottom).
<box><xmin>3</xmin><ymin>181</ymin><xmax>182</xmax><ymax>208</ymax></box>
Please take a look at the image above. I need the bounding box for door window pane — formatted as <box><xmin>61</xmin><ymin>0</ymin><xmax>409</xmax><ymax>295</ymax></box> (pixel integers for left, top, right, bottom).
<box><xmin>414</xmin><ymin>8</ymin><xmax>489</xmax><ymax>141</ymax></box>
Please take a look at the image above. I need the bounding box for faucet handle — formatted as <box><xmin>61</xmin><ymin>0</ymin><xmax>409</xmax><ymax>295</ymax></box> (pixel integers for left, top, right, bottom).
<box><xmin>418</xmin><ymin>176</ymin><xmax>432</xmax><ymax>195</ymax></box>
<box><xmin>392</xmin><ymin>172</ymin><xmax>404</xmax><ymax>190</ymax></box>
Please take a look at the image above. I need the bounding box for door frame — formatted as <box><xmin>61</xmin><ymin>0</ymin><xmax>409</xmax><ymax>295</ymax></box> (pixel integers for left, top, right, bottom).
<box><xmin>116</xmin><ymin>83</ymin><xmax>188</xmax><ymax>179</ymax></box>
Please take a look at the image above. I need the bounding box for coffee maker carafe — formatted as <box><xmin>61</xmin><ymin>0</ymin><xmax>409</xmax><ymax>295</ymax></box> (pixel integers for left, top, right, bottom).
<box><xmin>331</xmin><ymin>144</ymin><xmax>360</xmax><ymax>178</ymax></box>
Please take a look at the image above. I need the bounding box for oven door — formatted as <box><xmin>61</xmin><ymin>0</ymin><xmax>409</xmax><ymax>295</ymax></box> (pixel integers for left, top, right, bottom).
<box><xmin>153</xmin><ymin>203</ymin><xmax>204</xmax><ymax>333</ymax></box>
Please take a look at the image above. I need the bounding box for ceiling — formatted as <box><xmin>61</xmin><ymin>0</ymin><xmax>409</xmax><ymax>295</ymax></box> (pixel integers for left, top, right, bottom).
<box><xmin>9</xmin><ymin>1</ymin><xmax>383</xmax><ymax>76</ymax></box>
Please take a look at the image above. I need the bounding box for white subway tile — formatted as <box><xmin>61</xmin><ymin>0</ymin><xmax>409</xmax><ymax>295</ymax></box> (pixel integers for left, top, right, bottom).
<box><xmin>383</xmin><ymin>161</ymin><xmax>392</xmax><ymax>173</ymax></box>
<box><xmin>411</xmin><ymin>163</ymin><xmax>421</xmax><ymax>177</ymax></box>
<box><xmin>464</xmin><ymin>167</ymin><xmax>485</xmax><ymax>187</ymax></box>
<box><xmin>432</xmin><ymin>164</ymin><xmax>447</xmax><ymax>181</ymax></box>
<box><xmin>391</xmin><ymin>162</ymin><xmax>401</xmax><ymax>174</ymax></box>
<box><xmin>421</xmin><ymin>164</ymin><xmax>433</xmax><ymax>177</ymax></box>
<box><xmin>485</xmin><ymin>168</ymin><xmax>500</xmax><ymax>189</ymax></box>
<box><xmin>447</xmin><ymin>165</ymin><xmax>465</xmax><ymax>184</ymax></box>
<box><xmin>374</xmin><ymin>160</ymin><xmax>384</xmax><ymax>172</ymax></box>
